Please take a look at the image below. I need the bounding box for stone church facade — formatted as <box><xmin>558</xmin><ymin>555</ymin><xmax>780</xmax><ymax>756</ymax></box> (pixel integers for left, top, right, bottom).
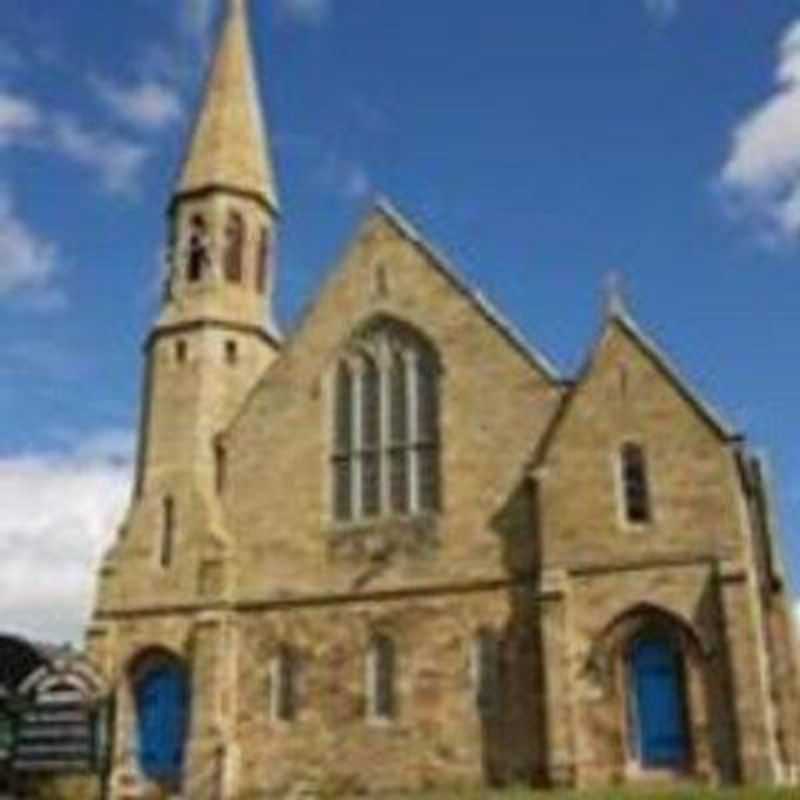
<box><xmin>86</xmin><ymin>1</ymin><xmax>800</xmax><ymax>797</ymax></box>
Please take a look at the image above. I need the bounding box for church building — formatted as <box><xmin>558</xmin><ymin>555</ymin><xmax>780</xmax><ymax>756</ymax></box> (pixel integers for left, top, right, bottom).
<box><xmin>86</xmin><ymin>1</ymin><xmax>800</xmax><ymax>796</ymax></box>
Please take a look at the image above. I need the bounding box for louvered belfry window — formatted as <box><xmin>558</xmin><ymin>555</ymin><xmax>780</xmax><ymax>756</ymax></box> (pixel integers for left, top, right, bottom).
<box><xmin>224</xmin><ymin>211</ymin><xmax>245</xmax><ymax>283</ymax></box>
<box><xmin>622</xmin><ymin>442</ymin><xmax>652</xmax><ymax>524</ymax></box>
<box><xmin>332</xmin><ymin>319</ymin><xmax>440</xmax><ymax>522</ymax></box>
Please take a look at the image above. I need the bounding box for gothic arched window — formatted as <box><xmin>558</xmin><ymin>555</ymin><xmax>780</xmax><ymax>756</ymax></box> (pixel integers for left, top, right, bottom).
<box><xmin>621</xmin><ymin>443</ymin><xmax>652</xmax><ymax>524</ymax></box>
<box><xmin>472</xmin><ymin>628</ymin><xmax>503</xmax><ymax>718</ymax></box>
<box><xmin>270</xmin><ymin>644</ymin><xmax>297</xmax><ymax>723</ymax></box>
<box><xmin>187</xmin><ymin>215</ymin><xmax>208</xmax><ymax>282</ymax></box>
<box><xmin>224</xmin><ymin>211</ymin><xmax>245</xmax><ymax>283</ymax></box>
<box><xmin>331</xmin><ymin>319</ymin><xmax>441</xmax><ymax>522</ymax></box>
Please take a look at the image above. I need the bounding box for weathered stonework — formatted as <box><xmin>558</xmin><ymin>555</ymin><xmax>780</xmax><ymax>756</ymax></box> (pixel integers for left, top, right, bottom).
<box><xmin>85</xmin><ymin>1</ymin><xmax>800</xmax><ymax>798</ymax></box>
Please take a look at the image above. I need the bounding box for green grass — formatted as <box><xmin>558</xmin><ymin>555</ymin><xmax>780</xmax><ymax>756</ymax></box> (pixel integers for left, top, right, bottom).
<box><xmin>373</xmin><ymin>790</ymin><xmax>798</xmax><ymax>800</ymax></box>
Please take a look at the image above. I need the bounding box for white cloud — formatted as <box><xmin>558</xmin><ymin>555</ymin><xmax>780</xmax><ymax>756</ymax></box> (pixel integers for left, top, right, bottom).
<box><xmin>0</xmin><ymin>91</ymin><xmax>149</xmax><ymax>196</ymax></box>
<box><xmin>277</xmin><ymin>0</ymin><xmax>332</xmax><ymax>27</ymax></box>
<box><xmin>0</xmin><ymin>185</ymin><xmax>63</xmax><ymax>307</ymax></box>
<box><xmin>91</xmin><ymin>75</ymin><xmax>183</xmax><ymax>130</ymax></box>
<box><xmin>643</xmin><ymin>0</ymin><xmax>679</xmax><ymax>22</ymax></box>
<box><xmin>317</xmin><ymin>154</ymin><xmax>371</xmax><ymax>199</ymax></box>
<box><xmin>0</xmin><ymin>92</ymin><xmax>41</xmax><ymax>146</ymax></box>
<box><xmin>0</xmin><ymin>429</ymin><xmax>133</xmax><ymax>644</ymax></box>
<box><xmin>50</xmin><ymin>114</ymin><xmax>150</xmax><ymax>195</ymax></box>
<box><xmin>719</xmin><ymin>19</ymin><xmax>800</xmax><ymax>239</ymax></box>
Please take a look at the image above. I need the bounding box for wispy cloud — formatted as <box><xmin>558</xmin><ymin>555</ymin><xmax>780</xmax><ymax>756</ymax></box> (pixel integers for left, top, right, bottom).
<box><xmin>277</xmin><ymin>0</ymin><xmax>332</xmax><ymax>27</ymax></box>
<box><xmin>50</xmin><ymin>114</ymin><xmax>150</xmax><ymax>196</ymax></box>
<box><xmin>719</xmin><ymin>19</ymin><xmax>800</xmax><ymax>241</ymax></box>
<box><xmin>0</xmin><ymin>429</ymin><xmax>133</xmax><ymax>643</ymax></box>
<box><xmin>0</xmin><ymin>92</ymin><xmax>41</xmax><ymax>145</ymax></box>
<box><xmin>0</xmin><ymin>90</ymin><xmax>150</xmax><ymax>196</ymax></box>
<box><xmin>316</xmin><ymin>153</ymin><xmax>371</xmax><ymax>199</ymax></box>
<box><xmin>90</xmin><ymin>75</ymin><xmax>183</xmax><ymax>130</ymax></box>
<box><xmin>0</xmin><ymin>185</ymin><xmax>64</xmax><ymax>309</ymax></box>
<box><xmin>643</xmin><ymin>0</ymin><xmax>679</xmax><ymax>23</ymax></box>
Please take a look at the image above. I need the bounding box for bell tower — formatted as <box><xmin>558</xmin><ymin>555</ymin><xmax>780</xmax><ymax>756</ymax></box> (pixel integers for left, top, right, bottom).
<box><xmin>136</xmin><ymin>0</ymin><xmax>281</xmax><ymax>500</ymax></box>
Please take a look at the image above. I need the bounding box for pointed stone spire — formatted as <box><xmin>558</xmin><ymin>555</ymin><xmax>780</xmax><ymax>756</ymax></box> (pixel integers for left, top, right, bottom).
<box><xmin>176</xmin><ymin>0</ymin><xmax>279</xmax><ymax>215</ymax></box>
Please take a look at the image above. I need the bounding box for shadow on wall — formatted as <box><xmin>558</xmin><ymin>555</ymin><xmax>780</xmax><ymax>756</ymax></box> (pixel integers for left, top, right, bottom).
<box><xmin>486</xmin><ymin>477</ymin><xmax>550</xmax><ymax>788</ymax></box>
<box><xmin>694</xmin><ymin>572</ymin><xmax>742</xmax><ymax>784</ymax></box>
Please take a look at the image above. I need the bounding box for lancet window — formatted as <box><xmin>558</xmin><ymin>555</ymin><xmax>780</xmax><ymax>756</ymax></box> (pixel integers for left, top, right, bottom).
<box><xmin>161</xmin><ymin>497</ymin><xmax>175</xmax><ymax>568</ymax></box>
<box><xmin>621</xmin><ymin>442</ymin><xmax>652</xmax><ymax>524</ymax></box>
<box><xmin>186</xmin><ymin>215</ymin><xmax>209</xmax><ymax>282</ymax></box>
<box><xmin>331</xmin><ymin>319</ymin><xmax>441</xmax><ymax>523</ymax></box>
<box><xmin>367</xmin><ymin>634</ymin><xmax>396</xmax><ymax>721</ymax></box>
<box><xmin>224</xmin><ymin>211</ymin><xmax>245</xmax><ymax>283</ymax></box>
<box><xmin>270</xmin><ymin>644</ymin><xmax>297</xmax><ymax>723</ymax></box>
<box><xmin>256</xmin><ymin>226</ymin><xmax>269</xmax><ymax>293</ymax></box>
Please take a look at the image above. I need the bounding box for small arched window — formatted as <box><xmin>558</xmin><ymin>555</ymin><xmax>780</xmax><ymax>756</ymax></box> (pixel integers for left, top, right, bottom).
<box><xmin>472</xmin><ymin>628</ymin><xmax>502</xmax><ymax>718</ymax></box>
<box><xmin>256</xmin><ymin>226</ymin><xmax>269</xmax><ymax>293</ymax></box>
<box><xmin>331</xmin><ymin>319</ymin><xmax>440</xmax><ymax>523</ymax></box>
<box><xmin>214</xmin><ymin>442</ymin><xmax>227</xmax><ymax>495</ymax></box>
<box><xmin>187</xmin><ymin>216</ymin><xmax>208</xmax><ymax>282</ymax></box>
<box><xmin>224</xmin><ymin>211</ymin><xmax>245</xmax><ymax>283</ymax></box>
<box><xmin>621</xmin><ymin>443</ymin><xmax>652</xmax><ymax>524</ymax></box>
<box><xmin>161</xmin><ymin>497</ymin><xmax>175</xmax><ymax>568</ymax></box>
<box><xmin>367</xmin><ymin>634</ymin><xmax>396</xmax><ymax>721</ymax></box>
<box><xmin>270</xmin><ymin>644</ymin><xmax>297</xmax><ymax>723</ymax></box>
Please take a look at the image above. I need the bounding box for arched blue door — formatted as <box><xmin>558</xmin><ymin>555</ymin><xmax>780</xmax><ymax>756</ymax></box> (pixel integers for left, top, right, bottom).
<box><xmin>630</xmin><ymin>633</ymin><xmax>690</xmax><ymax>768</ymax></box>
<box><xmin>135</xmin><ymin>659</ymin><xmax>190</xmax><ymax>785</ymax></box>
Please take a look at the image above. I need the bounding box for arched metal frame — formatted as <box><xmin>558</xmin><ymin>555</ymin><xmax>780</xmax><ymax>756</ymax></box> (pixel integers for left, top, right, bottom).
<box><xmin>0</xmin><ymin>637</ymin><xmax>49</xmax><ymax>695</ymax></box>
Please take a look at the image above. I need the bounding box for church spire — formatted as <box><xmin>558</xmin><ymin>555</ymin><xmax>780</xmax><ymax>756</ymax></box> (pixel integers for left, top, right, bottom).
<box><xmin>176</xmin><ymin>0</ymin><xmax>280</xmax><ymax>216</ymax></box>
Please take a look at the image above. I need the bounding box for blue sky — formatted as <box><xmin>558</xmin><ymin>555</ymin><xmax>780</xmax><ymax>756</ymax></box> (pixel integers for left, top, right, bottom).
<box><xmin>1</xmin><ymin>0</ymin><xmax>800</xmax><ymax>642</ymax></box>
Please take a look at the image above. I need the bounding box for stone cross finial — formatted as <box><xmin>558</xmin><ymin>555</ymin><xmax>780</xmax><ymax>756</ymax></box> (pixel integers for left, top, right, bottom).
<box><xmin>604</xmin><ymin>271</ymin><xmax>628</xmax><ymax>319</ymax></box>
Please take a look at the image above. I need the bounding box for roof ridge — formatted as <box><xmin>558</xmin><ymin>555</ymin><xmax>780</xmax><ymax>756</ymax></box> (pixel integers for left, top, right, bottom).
<box><xmin>608</xmin><ymin>304</ymin><xmax>738</xmax><ymax>440</ymax></box>
<box><xmin>374</xmin><ymin>197</ymin><xmax>561</xmax><ymax>382</ymax></box>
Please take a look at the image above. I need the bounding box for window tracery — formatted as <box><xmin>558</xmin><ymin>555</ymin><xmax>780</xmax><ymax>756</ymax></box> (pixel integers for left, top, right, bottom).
<box><xmin>331</xmin><ymin>319</ymin><xmax>440</xmax><ymax>523</ymax></box>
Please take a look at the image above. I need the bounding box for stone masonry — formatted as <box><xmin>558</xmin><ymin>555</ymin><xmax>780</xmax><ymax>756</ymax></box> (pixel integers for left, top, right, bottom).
<box><xmin>86</xmin><ymin>1</ymin><xmax>800</xmax><ymax>797</ymax></box>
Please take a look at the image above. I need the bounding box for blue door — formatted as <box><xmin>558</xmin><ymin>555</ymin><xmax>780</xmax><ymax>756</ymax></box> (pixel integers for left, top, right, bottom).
<box><xmin>135</xmin><ymin>661</ymin><xmax>190</xmax><ymax>785</ymax></box>
<box><xmin>630</xmin><ymin>634</ymin><xmax>689</xmax><ymax>768</ymax></box>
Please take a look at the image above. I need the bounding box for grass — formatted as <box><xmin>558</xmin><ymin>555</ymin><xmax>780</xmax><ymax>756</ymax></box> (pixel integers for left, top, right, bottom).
<box><xmin>372</xmin><ymin>790</ymin><xmax>798</xmax><ymax>800</ymax></box>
